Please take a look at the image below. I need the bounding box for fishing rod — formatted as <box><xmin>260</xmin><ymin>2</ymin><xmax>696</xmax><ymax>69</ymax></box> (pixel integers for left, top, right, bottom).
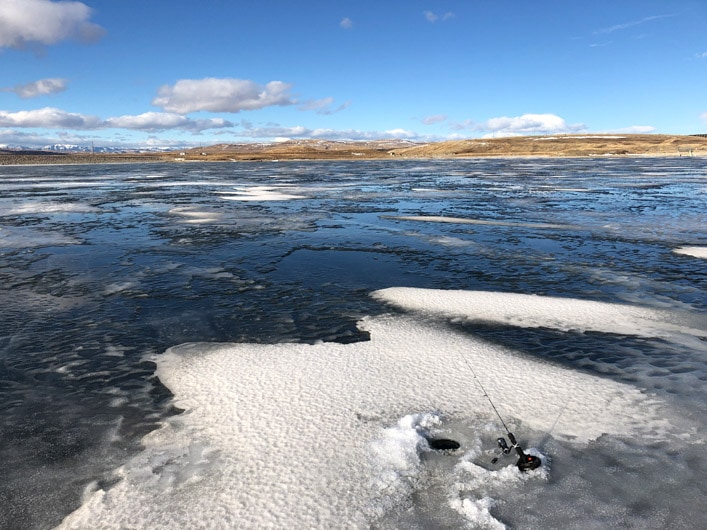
<box><xmin>459</xmin><ymin>350</ymin><xmax>542</xmax><ymax>472</ymax></box>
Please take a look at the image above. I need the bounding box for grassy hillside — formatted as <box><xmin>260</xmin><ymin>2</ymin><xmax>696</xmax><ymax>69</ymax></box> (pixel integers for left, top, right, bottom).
<box><xmin>2</xmin><ymin>135</ymin><xmax>706</xmax><ymax>164</ymax></box>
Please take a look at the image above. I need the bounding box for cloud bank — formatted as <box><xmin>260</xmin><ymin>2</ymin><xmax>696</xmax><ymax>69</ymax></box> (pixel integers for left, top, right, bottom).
<box><xmin>0</xmin><ymin>0</ymin><xmax>104</xmax><ymax>49</ymax></box>
<box><xmin>0</xmin><ymin>108</ymin><xmax>232</xmax><ymax>133</ymax></box>
<box><xmin>104</xmin><ymin>112</ymin><xmax>233</xmax><ymax>132</ymax></box>
<box><xmin>482</xmin><ymin>113</ymin><xmax>585</xmax><ymax>136</ymax></box>
<box><xmin>0</xmin><ymin>107</ymin><xmax>101</xmax><ymax>129</ymax></box>
<box><xmin>152</xmin><ymin>78</ymin><xmax>295</xmax><ymax>114</ymax></box>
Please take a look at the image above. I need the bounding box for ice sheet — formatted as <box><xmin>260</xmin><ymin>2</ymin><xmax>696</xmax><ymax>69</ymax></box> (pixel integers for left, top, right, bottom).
<box><xmin>383</xmin><ymin>215</ymin><xmax>578</xmax><ymax>230</ymax></box>
<box><xmin>0</xmin><ymin>226</ymin><xmax>81</xmax><ymax>248</ymax></box>
<box><xmin>58</xmin><ymin>292</ymin><xmax>684</xmax><ymax>529</ymax></box>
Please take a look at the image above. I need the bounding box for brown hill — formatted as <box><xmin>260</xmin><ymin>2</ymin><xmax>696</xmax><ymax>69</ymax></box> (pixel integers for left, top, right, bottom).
<box><xmin>2</xmin><ymin>135</ymin><xmax>706</xmax><ymax>165</ymax></box>
<box><xmin>179</xmin><ymin>134</ymin><xmax>707</xmax><ymax>161</ymax></box>
<box><xmin>181</xmin><ymin>139</ymin><xmax>420</xmax><ymax>161</ymax></box>
<box><xmin>388</xmin><ymin>134</ymin><xmax>707</xmax><ymax>158</ymax></box>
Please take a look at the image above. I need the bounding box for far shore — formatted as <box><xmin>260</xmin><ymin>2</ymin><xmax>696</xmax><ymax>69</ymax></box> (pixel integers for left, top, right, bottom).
<box><xmin>2</xmin><ymin>134</ymin><xmax>706</xmax><ymax>165</ymax></box>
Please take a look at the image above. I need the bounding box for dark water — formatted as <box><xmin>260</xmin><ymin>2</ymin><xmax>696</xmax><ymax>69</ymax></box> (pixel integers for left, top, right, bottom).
<box><xmin>0</xmin><ymin>158</ymin><xmax>705</xmax><ymax>529</ymax></box>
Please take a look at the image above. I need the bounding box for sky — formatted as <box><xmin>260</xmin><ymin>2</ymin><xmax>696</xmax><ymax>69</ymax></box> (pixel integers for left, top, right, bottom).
<box><xmin>1</xmin><ymin>0</ymin><xmax>706</xmax><ymax>149</ymax></box>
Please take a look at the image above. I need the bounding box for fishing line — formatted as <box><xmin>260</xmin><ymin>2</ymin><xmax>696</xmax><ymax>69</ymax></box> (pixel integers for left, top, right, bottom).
<box><xmin>457</xmin><ymin>347</ymin><xmax>511</xmax><ymax>435</ymax></box>
<box><xmin>456</xmin><ymin>345</ymin><xmax>543</xmax><ymax>472</ymax></box>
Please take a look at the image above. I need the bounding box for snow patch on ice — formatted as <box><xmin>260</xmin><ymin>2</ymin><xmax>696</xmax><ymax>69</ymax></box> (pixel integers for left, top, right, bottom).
<box><xmin>169</xmin><ymin>206</ymin><xmax>222</xmax><ymax>224</ymax></box>
<box><xmin>0</xmin><ymin>201</ymin><xmax>100</xmax><ymax>215</ymax></box>
<box><xmin>218</xmin><ymin>186</ymin><xmax>306</xmax><ymax>201</ymax></box>
<box><xmin>674</xmin><ymin>246</ymin><xmax>707</xmax><ymax>259</ymax></box>
<box><xmin>372</xmin><ymin>287</ymin><xmax>707</xmax><ymax>341</ymax></box>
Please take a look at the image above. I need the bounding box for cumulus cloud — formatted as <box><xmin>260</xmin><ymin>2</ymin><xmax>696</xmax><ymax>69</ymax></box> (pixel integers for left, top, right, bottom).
<box><xmin>4</xmin><ymin>78</ymin><xmax>68</xmax><ymax>98</ymax></box>
<box><xmin>104</xmin><ymin>112</ymin><xmax>233</xmax><ymax>132</ymax></box>
<box><xmin>152</xmin><ymin>78</ymin><xmax>296</xmax><ymax>114</ymax></box>
<box><xmin>0</xmin><ymin>0</ymin><xmax>105</xmax><ymax>49</ymax></box>
<box><xmin>340</xmin><ymin>17</ymin><xmax>353</xmax><ymax>29</ymax></box>
<box><xmin>0</xmin><ymin>107</ymin><xmax>101</xmax><ymax>129</ymax></box>
<box><xmin>482</xmin><ymin>113</ymin><xmax>585</xmax><ymax>136</ymax></box>
<box><xmin>422</xmin><ymin>114</ymin><xmax>447</xmax><ymax>125</ymax></box>
<box><xmin>424</xmin><ymin>11</ymin><xmax>455</xmax><ymax>23</ymax></box>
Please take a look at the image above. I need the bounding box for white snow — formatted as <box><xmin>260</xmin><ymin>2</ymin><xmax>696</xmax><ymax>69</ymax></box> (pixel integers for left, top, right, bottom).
<box><xmin>372</xmin><ymin>288</ymin><xmax>707</xmax><ymax>341</ymax></box>
<box><xmin>168</xmin><ymin>206</ymin><xmax>223</xmax><ymax>224</ymax></box>
<box><xmin>0</xmin><ymin>201</ymin><xmax>99</xmax><ymax>215</ymax></box>
<box><xmin>57</xmin><ymin>288</ymin><xmax>699</xmax><ymax>529</ymax></box>
<box><xmin>218</xmin><ymin>186</ymin><xmax>306</xmax><ymax>201</ymax></box>
<box><xmin>674</xmin><ymin>246</ymin><xmax>707</xmax><ymax>259</ymax></box>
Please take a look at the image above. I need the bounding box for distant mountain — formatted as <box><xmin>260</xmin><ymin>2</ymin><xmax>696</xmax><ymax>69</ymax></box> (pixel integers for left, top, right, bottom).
<box><xmin>0</xmin><ymin>144</ymin><xmax>179</xmax><ymax>153</ymax></box>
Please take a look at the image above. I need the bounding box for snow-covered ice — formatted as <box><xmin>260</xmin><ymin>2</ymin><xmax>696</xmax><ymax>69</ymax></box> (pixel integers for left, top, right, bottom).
<box><xmin>57</xmin><ymin>289</ymin><xmax>699</xmax><ymax>529</ymax></box>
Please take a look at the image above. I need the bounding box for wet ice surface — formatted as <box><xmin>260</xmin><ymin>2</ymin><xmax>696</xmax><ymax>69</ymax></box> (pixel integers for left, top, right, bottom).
<box><xmin>0</xmin><ymin>159</ymin><xmax>705</xmax><ymax>529</ymax></box>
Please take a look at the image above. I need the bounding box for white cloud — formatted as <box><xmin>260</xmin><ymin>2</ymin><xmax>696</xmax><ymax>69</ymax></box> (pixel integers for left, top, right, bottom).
<box><xmin>298</xmin><ymin>97</ymin><xmax>350</xmax><ymax>115</ymax></box>
<box><xmin>603</xmin><ymin>125</ymin><xmax>656</xmax><ymax>134</ymax></box>
<box><xmin>0</xmin><ymin>127</ymin><xmax>102</xmax><ymax>148</ymax></box>
<box><xmin>449</xmin><ymin>119</ymin><xmax>476</xmax><ymax>131</ymax></box>
<box><xmin>0</xmin><ymin>107</ymin><xmax>233</xmax><ymax>133</ymax></box>
<box><xmin>234</xmin><ymin>123</ymin><xmax>424</xmax><ymax>141</ymax></box>
<box><xmin>696</xmin><ymin>52</ymin><xmax>707</xmax><ymax>59</ymax></box>
<box><xmin>0</xmin><ymin>0</ymin><xmax>104</xmax><ymax>49</ymax></box>
<box><xmin>384</xmin><ymin>128</ymin><xmax>417</xmax><ymax>138</ymax></box>
<box><xmin>0</xmin><ymin>107</ymin><xmax>101</xmax><ymax>129</ymax></box>
<box><xmin>340</xmin><ymin>17</ymin><xmax>353</xmax><ymax>29</ymax></box>
<box><xmin>298</xmin><ymin>97</ymin><xmax>334</xmax><ymax>112</ymax></box>
<box><xmin>152</xmin><ymin>78</ymin><xmax>295</xmax><ymax>114</ymax></box>
<box><xmin>424</xmin><ymin>11</ymin><xmax>455</xmax><ymax>23</ymax></box>
<box><xmin>595</xmin><ymin>13</ymin><xmax>676</xmax><ymax>35</ymax></box>
<box><xmin>699</xmin><ymin>112</ymin><xmax>707</xmax><ymax>123</ymax></box>
<box><xmin>4</xmin><ymin>78</ymin><xmax>68</xmax><ymax>98</ymax></box>
<box><xmin>104</xmin><ymin>112</ymin><xmax>233</xmax><ymax>132</ymax></box>
<box><xmin>482</xmin><ymin>113</ymin><xmax>585</xmax><ymax>136</ymax></box>
<box><xmin>422</xmin><ymin>114</ymin><xmax>447</xmax><ymax>125</ymax></box>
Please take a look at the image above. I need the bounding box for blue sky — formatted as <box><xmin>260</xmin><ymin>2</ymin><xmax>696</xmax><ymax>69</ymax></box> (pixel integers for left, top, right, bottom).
<box><xmin>1</xmin><ymin>0</ymin><xmax>706</xmax><ymax>149</ymax></box>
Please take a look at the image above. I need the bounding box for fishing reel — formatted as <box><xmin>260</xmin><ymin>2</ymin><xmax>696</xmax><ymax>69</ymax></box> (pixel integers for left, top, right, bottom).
<box><xmin>491</xmin><ymin>432</ymin><xmax>542</xmax><ymax>472</ymax></box>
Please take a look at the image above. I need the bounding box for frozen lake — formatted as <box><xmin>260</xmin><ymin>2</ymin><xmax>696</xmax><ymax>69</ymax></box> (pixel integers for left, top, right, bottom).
<box><xmin>0</xmin><ymin>158</ymin><xmax>705</xmax><ymax>528</ymax></box>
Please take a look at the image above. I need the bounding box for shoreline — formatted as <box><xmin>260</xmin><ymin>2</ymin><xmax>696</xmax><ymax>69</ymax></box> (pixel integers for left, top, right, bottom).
<box><xmin>1</xmin><ymin>152</ymin><xmax>705</xmax><ymax>167</ymax></box>
<box><xmin>2</xmin><ymin>134</ymin><xmax>706</xmax><ymax>165</ymax></box>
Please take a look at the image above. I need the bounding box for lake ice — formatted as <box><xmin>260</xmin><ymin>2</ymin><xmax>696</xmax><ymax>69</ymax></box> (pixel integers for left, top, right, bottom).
<box><xmin>0</xmin><ymin>158</ymin><xmax>704</xmax><ymax>529</ymax></box>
